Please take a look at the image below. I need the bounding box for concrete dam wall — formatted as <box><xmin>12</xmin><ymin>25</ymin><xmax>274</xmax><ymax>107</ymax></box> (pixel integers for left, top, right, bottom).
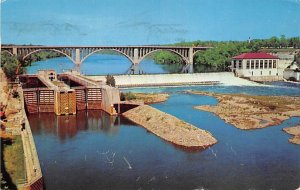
<box><xmin>87</xmin><ymin>72</ymin><xmax>259</xmax><ymax>87</ymax></box>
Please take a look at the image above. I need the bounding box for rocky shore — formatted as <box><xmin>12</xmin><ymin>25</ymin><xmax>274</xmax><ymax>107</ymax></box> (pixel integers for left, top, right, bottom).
<box><xmin>123</xmin><ymin>105</ymin><xmax>217</xmax><ymax>150</ymax></box>
<box><xmin>191</xmin><ymin>91</ymin><xmax>300</xmax><ymax>130</ymax></box>
<box><xmin>283</xmin><ymin>126</ymin><xmax>300</xmax><ymax>145</ymax></box>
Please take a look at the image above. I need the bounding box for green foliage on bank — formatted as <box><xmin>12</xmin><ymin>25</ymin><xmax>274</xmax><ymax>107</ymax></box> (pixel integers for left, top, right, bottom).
<box><xmin>1</xmin><ymin>136</ymin><xmax>25</xmax><ymax>189</ymax></box>
<box><xmin>1</xmin><ymin>53</ymin><xmax>23</xmax><ymax>80</ymax></box>
<box><xmin>154</xmin><ymin>35</ymin><xmax>300</xmax><ymax>73</ymax></box>
<box><xmin>151</xmin><ymin>51</ymin><xmax>183</xmax><ymax>73</ymax></box>
<box><xmin>20</xmin><ymin>51</ymin><xmax>62</xmax><ymax>67</ymax></box>
<box><xmin>120</xmin><ymin>92</ymin><xmax>136</xmax><ymax>101</ymax></box>
<box><xmin>1</xmin><ymin>50</ymin><xmax>62</xmax><ymax>80</ymax></box>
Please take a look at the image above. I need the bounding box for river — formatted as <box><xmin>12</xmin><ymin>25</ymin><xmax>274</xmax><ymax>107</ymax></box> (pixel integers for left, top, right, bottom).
<box><xmin>27</xmin><ymin>55</ymin><xmax>300</xmax><ymax>190</ymax></box>
<box><xmin>25</xmin><ymin>54</ymin><xmax>169</xmax><ymax>75</ymax></box>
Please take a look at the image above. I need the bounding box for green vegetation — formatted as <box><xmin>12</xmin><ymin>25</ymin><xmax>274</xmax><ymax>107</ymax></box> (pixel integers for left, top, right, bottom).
<box><xmin>106</xmin><ymin>74</ymin><xmax>116</xmax><ymax>87</ymax></box>
<box><xmin>150</xmin><ymin>51</ymin><xmax>183</xmax><ymax>73</ymax></box>
<box><xmin>1</xmin><ymin>136</ymin><xmax>25</xmax><ymax>189</ymax></box>
<box><xmin>120</xmin><ymin>92</ymin><xmax>136</xmax><ymax>101</ymax></box>
<box><xmin>19</xmin><ymin>51</ymin><xmax>62</xmax><ymax>67</ymax></box>
<box><xmin>153</xmin><ymin>36</ymin><xmax>300</xmax><ymax>73</ymax></box>
<box><xmin>1</xmin><ymin>53</ymin><xmax>23</xmax><ymax>81</ymax></box>
<box><xmin>1</xmin><ymin>50</ymin><xmax>62</xmax><ymax>80</ymax></box>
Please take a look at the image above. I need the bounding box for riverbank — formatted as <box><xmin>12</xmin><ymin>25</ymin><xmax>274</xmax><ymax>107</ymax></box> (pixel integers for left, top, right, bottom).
<box><xmin>191</xmin><ymin>91</ymin><xmax>300</xmax><ymax>130</ymax></box>
<box><xmin>283</xmin><ymin>126</ymin><xmax>300</xmax><ymax>145</ymax></box>
<box><xmin>123</xmin><ymin>105</ymin><xmax>217</xmax><ymax>150</ymax></box>
<box><xmin>0</xmin><ymin>69</ymin><xmax>26</xmax><ymax>189</ymax></box>
<box><xmin>87</xmin><ymin>72</ymin><xmax>261</xmax><ymax>88</ymax></box>
<box><xmin>0</xmin><ymin>68</ymin><xmax>43</xmax><ymax>189</ymax></box>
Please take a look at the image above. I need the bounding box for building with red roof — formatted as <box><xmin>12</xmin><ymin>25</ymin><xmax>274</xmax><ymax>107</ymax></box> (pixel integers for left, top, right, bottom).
<box><xmin>231</xmin><ymin>52</ymin><xmax>280</xmax><ymax>81</ymax></box>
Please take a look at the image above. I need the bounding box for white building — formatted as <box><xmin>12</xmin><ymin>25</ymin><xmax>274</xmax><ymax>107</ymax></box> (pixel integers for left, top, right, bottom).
<box><xmin>231</xmin><ymin>52</ymin><xmax>280</xmax><ymax>81</ymax></box>
<box><xmin>283</xmin><ymin>62</ymin><xmax>300</xmax><ymax>81</ymax></box>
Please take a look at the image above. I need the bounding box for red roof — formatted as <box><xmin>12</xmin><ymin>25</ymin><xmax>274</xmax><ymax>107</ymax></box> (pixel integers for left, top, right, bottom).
<box><xmin>233</xmin><ymin>52</ymin><xmax>278</xmax><ymax>59</ymax></box>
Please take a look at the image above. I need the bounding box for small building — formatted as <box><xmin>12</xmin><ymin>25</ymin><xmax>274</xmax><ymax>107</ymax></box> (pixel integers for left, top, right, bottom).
<box><xmin>231</xmin><ymin>52</ymin><xmax>280</xmax><ymax>81</ymax></box>
<box><xmin>37</xmin><ymin>70</ymin><xmax>57</xmax><ymax>81</ymax></box>
<box><xmin>283</xmin><ymin>62</ymin><xmax>300</xmax><ymax>81</ymax></box>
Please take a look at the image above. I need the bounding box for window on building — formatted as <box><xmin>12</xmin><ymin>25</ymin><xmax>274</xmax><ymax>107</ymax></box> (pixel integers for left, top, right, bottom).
<box><xmin>255</xmin><ymin>60</ymin><xmax>259</xmax><ymax>69</ymax></box>
<box><xmin>233</xmin><ymin>60</ymin><xmax>236</xmax><ymax>68</ymax></box>
<box><xmin>273</xmin><ymin>60</ymin><xmax>277</xmax><ymax>68</ymax></box>
<box><xmin>260</xmin><ymin>60</ymin><xmax>263</xmax><ymax>69</ymax></box>
<box><xmin>268</xmin><ymin>60</ymin><xmax>272</xmax><ymax>68</ymax></box>
<box><xmin>251</xmin><ymin>60</ymin><xmax>254</xmax><ymax>69</ymax></box>
<box><xmin>264</xmin><ymin>60</ymin><xmax>268</xmax><ymax>68</ymax></box>
<box><xmin>246</xmin><ymin>60</ymin><xmax>250</xmax><ymax>69</ymax></box>
<box><xmin>238</xmin><ymin>60</ymin><xmax>242</xmax><ymax>69</ymax></box>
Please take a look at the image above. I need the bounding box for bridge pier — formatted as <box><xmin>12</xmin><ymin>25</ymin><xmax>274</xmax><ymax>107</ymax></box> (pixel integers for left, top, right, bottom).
<box><xmin>133</xmin><ymin>48</ymin><xmax>139</xmax><ymax>65</ymax></box>
<box><xmin>181</xmin><ymin>64</ymin><xmax>193</xmax><ymax>73</ymax></box>
<box><xmin>13</xmin><ymin>47</ymin><xmax>18</xmax><ymax>55</ymax></box>
<box><xmin>127</xmin><ymin>64</ymin><xmax>144</xmax><ymax>75</ymax></box>
<box><xmin>188</xmin><ymin>64</ymin><xmax>194</xmax><ymax>73</ymax></box>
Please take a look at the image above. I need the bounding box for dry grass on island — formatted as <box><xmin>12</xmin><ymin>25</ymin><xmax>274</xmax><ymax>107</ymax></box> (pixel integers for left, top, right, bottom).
<box><xmin>283</xmin><ymin>126</ymin><xmax>300</xmax><ymax>145</ymax></box>
<box><xmin>121</xmin><ymin>92</ymin><xmax>169</xmax><ymax>104</ymax></box>
<box><xmin>123</xmin><ymin>105</ymin><xmax>217</xmax><ymax>150</ymax></box>
<box><xmin>190</xmin><ymin>91</ymin><xmax>300</xmax><ymax>130</ymax></box>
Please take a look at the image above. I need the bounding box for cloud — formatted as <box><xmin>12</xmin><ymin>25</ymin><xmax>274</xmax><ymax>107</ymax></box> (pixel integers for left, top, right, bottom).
<box><xmin>117</xmin><ymin>21</ymin><xmax>188</xmax><ymax>35</ymax></box>
<box><xmin>3</xmin><ymin>20</ymin><xmax>83</xmax><ymax>36</ymax></box>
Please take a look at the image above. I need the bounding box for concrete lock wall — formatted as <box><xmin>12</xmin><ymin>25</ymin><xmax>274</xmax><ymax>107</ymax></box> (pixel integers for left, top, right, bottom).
<box><xmin>101</xmin><ymin>86</ymin><xmax>120</xmax><ymax>115</ymax></box>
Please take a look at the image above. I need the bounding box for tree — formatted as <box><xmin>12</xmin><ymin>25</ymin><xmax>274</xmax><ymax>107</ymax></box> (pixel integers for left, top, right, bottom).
<box><xmin>106</xmin><ymin>74</ymin><xmax>116</xmax><ymax>87</ymax></box>
<box><xmin>280</xmin><ymin>35</ymin><xmax>288</xmax><ymax>48</ymax></box>
<box><xmin>1</xmin><ymin>53</ymin><xmax>22</xmax><ymax>80</ymax></box>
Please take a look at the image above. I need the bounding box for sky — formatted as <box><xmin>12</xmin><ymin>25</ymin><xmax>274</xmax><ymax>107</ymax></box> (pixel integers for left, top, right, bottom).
<box><xmin>1</xmin><ymin>0</ymin><xmax>300</xmax><ymax>45</ymax></box>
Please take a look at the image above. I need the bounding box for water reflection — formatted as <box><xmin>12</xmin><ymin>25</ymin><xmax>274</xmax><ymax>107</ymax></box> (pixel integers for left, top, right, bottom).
<box><xmin>29</xmin><ymin>111</ymin><xmax>119</xmax><ymax>142</ymax></box>
<box><xmin>28</xmin><ymin>86</ymin><xmax>300</xmax><ymax>190</ymax></box>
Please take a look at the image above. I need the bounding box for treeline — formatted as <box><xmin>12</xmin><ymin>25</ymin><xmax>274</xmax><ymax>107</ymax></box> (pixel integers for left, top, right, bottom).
<box><xmin>150</xmin><ymin>51</ymin><xmax>183</xmax><ymax>73</ymax></box>
<box><xmin>1</xmin><ymin>53</ymin><xmax>22</xmax><ymax>80</ymax></box>
<box><xmin>1</xmin><ymin>51</ymin><xmax>62</xmax><ymax>80</ymax></box>
<box><xmin>173</xmin><ymin>36</ymin><xmax>300</xmax><ymax>49</ymax></box>
<box><xmin>155</xmin><ymin>36</ymin><xmax>300</xmax><ymax>73</ymax></box>
<box><xmin>20</xmin><ymin>51</ymin><xmax>62</xmax><ymax>67</ymax></box>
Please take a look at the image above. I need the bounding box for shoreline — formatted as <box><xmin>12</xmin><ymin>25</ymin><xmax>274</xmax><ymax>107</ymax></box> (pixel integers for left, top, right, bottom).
<box><xmin>122</xmin><ymin>105</ymin><xmax>217</xmax><ymax>150</ymax></box>
<box><xmin>0</xmin><ymin>68</ymin><xmax>43</xmax><ymax>189</ymax></box>
<box><xmin>282</xmin><ymin>126</ymin><xmax>300</xmax><ymax>145</ymax></box>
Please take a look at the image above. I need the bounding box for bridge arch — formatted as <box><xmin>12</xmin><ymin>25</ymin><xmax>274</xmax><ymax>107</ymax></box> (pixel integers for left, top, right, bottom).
<box><xmin>1</xmin><ymin>50</ymin><xmax>14</xmax><ymax>56</ymax></box>
<box><xmin>138</xmin><ymin>49</ymin><xmax>189</xmax><ymax>65</ymax></box>
<box><xmin>23</xmin><ymin>49</ymin><xmax>76</xmax><ymax>64</ymax></box>
<box><xmin>81</xmin><ymin>49</ymin><xmax>135</xmax><ymax>65</ymax></box>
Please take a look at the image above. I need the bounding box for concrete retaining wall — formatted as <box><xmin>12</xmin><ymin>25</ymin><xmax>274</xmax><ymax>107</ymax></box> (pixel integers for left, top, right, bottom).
<box><xmin>19</xmin><ymin>86</ymin><xmax>43</xmax><ymax>190</ymax></box>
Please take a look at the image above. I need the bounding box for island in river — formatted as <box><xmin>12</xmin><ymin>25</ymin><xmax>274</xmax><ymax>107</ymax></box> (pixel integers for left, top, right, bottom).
<box><xmin>190</xmin><ymin>91</ymin><xmax>300</xmax><ymax>145</ymax></box>
<box><xmin>123</xmin><ymin>105</ymin><xmax>217</xmax><ymax>150</ymax></box>
<box><xmin>283</xmin><ymin>126</ymin><xmax>300</xmax><ymax>145</ymax></box>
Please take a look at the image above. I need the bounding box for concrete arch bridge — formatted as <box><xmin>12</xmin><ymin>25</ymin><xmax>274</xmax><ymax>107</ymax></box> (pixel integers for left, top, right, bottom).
<box><xmin>1</xmin><ymin>45</ymin><xmax>211</xmax><ymax>73</ymax></box>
